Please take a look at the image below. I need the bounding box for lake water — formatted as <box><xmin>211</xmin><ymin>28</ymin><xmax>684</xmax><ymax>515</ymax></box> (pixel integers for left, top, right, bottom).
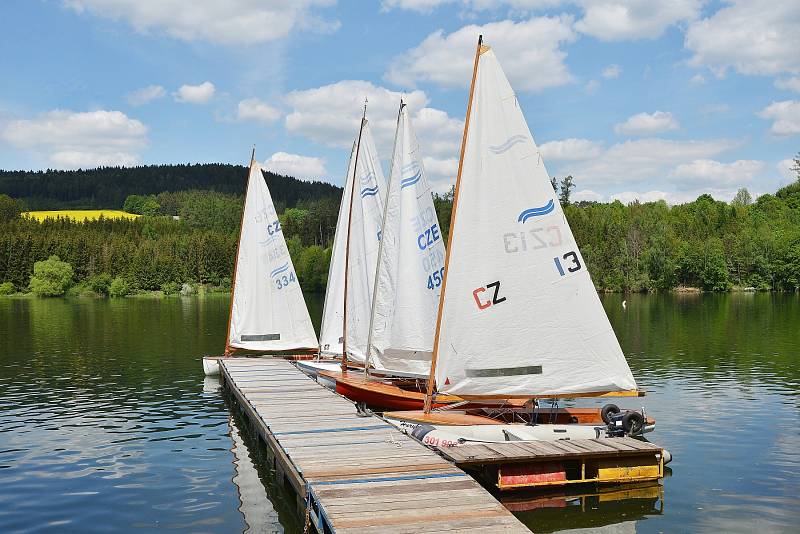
<box><xmin>1</xmin><ymin>293</ymin><xmax>798</xmax><ymax>533</ymax></box>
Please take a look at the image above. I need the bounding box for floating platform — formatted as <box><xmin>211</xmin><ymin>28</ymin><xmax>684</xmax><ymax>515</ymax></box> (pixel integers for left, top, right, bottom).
<box><xmin>218</xmin><ymin>358</ymin><xmax>529</xmax><ymax>533</ymax></box>
<box><xmin>438</xmin><ymin>438</ymin><xmax>665</xmax><ymax>490</ymax></box>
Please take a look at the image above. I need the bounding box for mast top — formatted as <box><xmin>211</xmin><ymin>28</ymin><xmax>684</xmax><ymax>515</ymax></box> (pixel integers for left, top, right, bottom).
<box><xmin>362</xmin><ymin>97</ymin><xmax>368</xmax><ymax>120</ymax></box>
<box><xmin>250</xmin><ymin>146</ymin><xmax>256</xmax><ymax>165</ymax></box>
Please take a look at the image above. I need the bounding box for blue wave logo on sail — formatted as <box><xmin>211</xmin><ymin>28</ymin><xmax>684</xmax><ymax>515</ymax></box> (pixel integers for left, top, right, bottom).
<box><xmin>489</xmin><ymin>134</ymin><xmax>528</xmax><ymax>154</ymax></box>
<box><xmin>400</xmin><ymin>170</ymin><xmax>422</xmax><ymax>189</ymax></box>
<box><xmin>269</xmin><ymin>262</ymin><xmax>289</xmax><ymax>278</ymax></box>
<box><xmin>360</xmin><ymin>186</ymin><xmax>379</xmax><ymax>198</ymax></box>
<box><xmin>517</xmin><ymin>199</ymin><xmax>555</xmax><ymax>223</ymax></box>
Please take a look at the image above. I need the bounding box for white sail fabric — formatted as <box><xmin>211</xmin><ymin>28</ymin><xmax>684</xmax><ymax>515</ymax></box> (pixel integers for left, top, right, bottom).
<box><xmin>228</xmin><ymin>163</ymin><xmax>318</xmax><ymax>352</ymax></box>
<box><xmin>319</xmin><ymin>142</ymin><xmax>357</xmax><ymax>357</ymax></box>
<box><xmin>435</xmin><ymin>47</ymin><xmax>637</xmax><ymax>397</ymax></box>
<box><xmin>344</xmin><ymin>121</ymin><xmax>387</xmax><ymax>364</ymax></box>
<box><xmin>367</xmin><ymin>104</ymin><xmax>446</xmax><ymax>376</ymax></box>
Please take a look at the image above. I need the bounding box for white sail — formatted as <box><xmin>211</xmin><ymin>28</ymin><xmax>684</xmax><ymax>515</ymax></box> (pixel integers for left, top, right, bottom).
<box><xmin>344</xmin><ymin>120</ymin><xmax>387</xmax><ymax>364</ymax></box>
<box><xmin>434</xmin><ymin>46</ymin><xmax>637</xmax><ymax>397</ymax></box>
<box><xmin>228</xmin><ymin>162</ymin><xmax>318</xmax><ymax>352</ymax></box>
<box><xmin>367</xmin><ymin>104</ymin><xmax>446</xmax><ymax>375</ymax></box>
<box><xmin>319</xmin><ymin>142</ymin><xmax>357</xmax><ymax>357</ymax></box>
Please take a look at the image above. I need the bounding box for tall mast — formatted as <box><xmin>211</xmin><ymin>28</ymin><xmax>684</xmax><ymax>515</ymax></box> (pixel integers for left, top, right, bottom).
<box><xmin>341</xmin><ymin>100</ymin><xmax>368</xmax><ymax>373</ymax></box>
<box><xmin>424</xmin><ymin>35</ymin><xmax>483</xmax><ymax>412</ymax></box>
<box><xmin>363</xmin><ymin>99</ymin><xmax>405</xmax><ymax>379</ymax></box>
<box><xmin>224</xmin><ymin>147</ymin><xmax>256</xmax><ymax>356</ymax></box>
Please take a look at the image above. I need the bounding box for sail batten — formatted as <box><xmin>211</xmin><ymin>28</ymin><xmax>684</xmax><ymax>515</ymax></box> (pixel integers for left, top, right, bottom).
<box><xmin>432</xmin><ymin>44</ymin><xmax>637</xmax><ymax>398</ymax></box>
<box><xmin>227</xmin><ymin>162</ymin><xmax>318</xmax><ymax>352</ymax></box>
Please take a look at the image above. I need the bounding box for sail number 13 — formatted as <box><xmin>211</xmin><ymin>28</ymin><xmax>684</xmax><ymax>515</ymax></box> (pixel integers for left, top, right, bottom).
<box><xmin>554</xmin><ymin>251</ymin><xmax>582</xmax><ymax>276</ymax></box>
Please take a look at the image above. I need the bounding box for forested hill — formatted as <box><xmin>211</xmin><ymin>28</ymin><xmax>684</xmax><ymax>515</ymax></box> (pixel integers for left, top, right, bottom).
<box><xmin>0</xmin><ymin>164</ymin><xmax>342</xmax><ymax>210</ymax></box>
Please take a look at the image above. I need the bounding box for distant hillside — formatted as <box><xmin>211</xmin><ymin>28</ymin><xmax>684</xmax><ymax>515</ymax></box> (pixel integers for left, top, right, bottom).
<box><xmin>0</xmin><ymin>164</ymin><xmax>342</xmax><ymax>210</ymax></box>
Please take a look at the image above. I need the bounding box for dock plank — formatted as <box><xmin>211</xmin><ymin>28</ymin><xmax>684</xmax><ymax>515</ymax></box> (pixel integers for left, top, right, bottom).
<box><xmin>220</xmin><ymin>359</ymin><xmax>528</xmax><ymax>533</ymax></box>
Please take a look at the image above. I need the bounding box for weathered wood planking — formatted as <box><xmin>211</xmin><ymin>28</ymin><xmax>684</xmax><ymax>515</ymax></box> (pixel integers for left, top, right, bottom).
<box><xmin>440</xmin><ymin>437</ymin><xmax>662</xmax><ymax>466</ymax></box>
<box><xmin>220</xmin><ymin>358</ymin><xmax>529</xmax><ymax>533</ymax></box>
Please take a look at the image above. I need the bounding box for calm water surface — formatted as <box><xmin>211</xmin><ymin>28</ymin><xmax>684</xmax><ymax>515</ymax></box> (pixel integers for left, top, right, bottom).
<box><xmin>0</xmin><ymin>293</ymin><xmax>798</xmax><ymax>533</ymax></box>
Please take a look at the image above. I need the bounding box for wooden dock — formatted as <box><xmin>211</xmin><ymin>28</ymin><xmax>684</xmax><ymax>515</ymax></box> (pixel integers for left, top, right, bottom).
<box><xmin>219</xmin><ymin>358</ymin><xmax>529</xmax><ymax>533</ymax></box>
<box><xmin>438</xmin><ymin>438</ymin><xmax>665</xmax><ymax>490</ymax></box>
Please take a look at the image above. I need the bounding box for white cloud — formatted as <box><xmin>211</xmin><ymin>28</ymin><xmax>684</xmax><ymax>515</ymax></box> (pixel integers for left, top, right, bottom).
<box><xmin>563</xmin><ymin>138</ymin><xmax>738</xmax><ymax>185</ymax></box>
<box><xmin>382</xmin><ymin>0</ymin><xmax>564</xmax><ymax>13</ymax></box>
<box><xmin>236</xmin><ymin>98</ymin><xmax>281</xmax><ymax>123</ymax></box>
<box><xmin>284</xmin><ymin>80</ymin><xmax>429</xmax><ymax>152</ymax></box>
<box><xmin>385</xmin><ymin>16</ymin><xmax>576</xmax><ymax>93</ymax></box>
<box><xmin>685</xmin><ymin>0</ymin><xmax>800</xmax><ymax>77</ymax></box>
<box><xmin>614</xmin><ymin>111</ymin><xmax>679</xmax><ymax>136</ymax></box>
<box><xmin>126</xmin><ymin>84</ymin><xmax>166</xmax><ymax>106</ymax></box>
<box><xmin>423</xmin><ymin>156</ymin><xmax>458</xmax><ymax>191</ymax></box>
<box><xmin>690</xmin><ymin>73</ymin><xmax>706</xmax><ymax>85</ymax></box>
<box><xmin>775</xmin><ymin>77</ymin><xmax>800</xmax><ymax>93</ymax></box>
<box><xmin>174</xmin><ymin>81</ymin><xmax>216</xmax><ymax>104</ymax></box>
<box><xmin>262</xmin><ymin>152</ymin><xmax>326</xmax><ymax>180</ymax></box>
<box><xmin>572</xmin><ymin>189</ymin><xmax>603</xmax><ymax>202</ymax></box>
<box><xmin>1</xmin><ymin>109</ymin><xmax>147</xmax><ymax>168</ymax></box>
<box><xmin>64</xmin><ymin>0</ymin><xmax>339</xmax><ymax>45</ymax></box>
<box><xmin>610</xmin><ymin>190</ymin><xmax>670</xmax><ymax>204</ymax></box>
<box><xmin>584</xmin><ymin>79</ymin><xmax>600</xmax><ymax>94</ymax></box>
<box><xmin>575</xmin><ymin>0</ymin><xmax>703</xmax><ymax>41</ymax></box>
<box><xmin>777</xmin><ymin>158</ymin><xmax>797</xmax><ymax>181</ymax></box>
<box><xmin>669</xmin><ymin>159</ymin><xmax>764</xmax><ymax>190</ymax></box>
<box><xmin>539</xmin><ymin>138</ymin><xmax>603</xmax><ymax>161</ymax></box>
<box><xmin>602</xmin><ymin>64</ymin><xmax>621</xmax><ymax>79</ymax></box>
<box><xmin>758</xmin><ymin>100</ymin><xmax>800</xmax><ymax>136</ymax></box>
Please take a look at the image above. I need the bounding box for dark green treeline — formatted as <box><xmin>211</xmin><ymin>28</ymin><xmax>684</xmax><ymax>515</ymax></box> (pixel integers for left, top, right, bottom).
<box><xmin>1</xmin><ymin>167</ymin><xmax>799</xmax><ymax>295</ymax></box>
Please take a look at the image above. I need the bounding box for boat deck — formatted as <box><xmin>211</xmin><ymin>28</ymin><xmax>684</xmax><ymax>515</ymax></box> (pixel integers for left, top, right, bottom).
<box><xmin>219</xmin><ymin>358</ymin><xmax>529</xmax><ymax>533</ymax></box>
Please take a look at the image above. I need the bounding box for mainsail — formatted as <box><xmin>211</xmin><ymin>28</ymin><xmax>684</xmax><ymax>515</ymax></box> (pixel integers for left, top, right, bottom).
<box><xmin>344</xmin><ymin>119</ymin><xmax>387</xmax><ymax>364</ymax></box>
<box><xmin>367</xmin><ymin>103</ymin><xmax>446</xmax><ymax>375</ymax></box>
<box><xmin>227</xmin><ymin>159</ymin><xmax>318</xmax><ymax>352</ymax></box>
<box><xmin>319</xmin><ymin>142</ymin><xmax>357</xmax><ymax>357</ymax></box>
<box><xmin>432</xmin><ymin>42</ymin><xmax>637</xmax><ymax>398</ymax></box>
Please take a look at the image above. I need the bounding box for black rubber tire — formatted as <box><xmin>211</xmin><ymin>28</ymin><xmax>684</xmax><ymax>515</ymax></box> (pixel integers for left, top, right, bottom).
<box><xmin>622</xmin><ymin>411</ymin><xmax>644</xmax><ymax>435</ymax></box>
<box><xmin>601</xmin><ymin>403</ymin><xmax>620</xmax><ymax>424</ymax></box>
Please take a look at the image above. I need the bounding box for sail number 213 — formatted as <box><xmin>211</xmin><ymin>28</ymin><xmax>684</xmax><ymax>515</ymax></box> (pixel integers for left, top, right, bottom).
<box><xmin>554</xmin><ymin>251</ymin><xmax>582</xmax><ymax>276</ymax></box>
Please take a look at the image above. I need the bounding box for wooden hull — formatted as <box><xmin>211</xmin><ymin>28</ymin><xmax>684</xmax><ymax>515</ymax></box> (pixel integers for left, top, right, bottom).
<box><xmin>383</xmin><ymin>407</ymin><xmax>611</xmax><ymax>426</ymax></box>
<box><xmin>319</xmin><ymin>371</ymin><xmax>465</xmax><ymax>410</ymax></box>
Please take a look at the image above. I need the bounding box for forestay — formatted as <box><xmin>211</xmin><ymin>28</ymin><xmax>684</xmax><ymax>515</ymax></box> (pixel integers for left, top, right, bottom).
<box><xmin>434</xmin><ymin>47</ymin><xmax>637</xmax><ymax>397</ymax></box>
<box><xmin>319</xmin><ymin>142</ymin><xmax>357</xmax><ymax>357</ymax></box>
<box><xmin>367</xmin><ymin>104</ymin><xmax>446</xmax><ymax>375</ymax></box>
<box><xmin>344</xmin><ymin>120</ymin><xmax>387</xmax><ymax>364</ymax></box>
<box><xmin>228</xmin><ymin>163</ymin><xmax>318</xmax><ymax>352</ymax></box>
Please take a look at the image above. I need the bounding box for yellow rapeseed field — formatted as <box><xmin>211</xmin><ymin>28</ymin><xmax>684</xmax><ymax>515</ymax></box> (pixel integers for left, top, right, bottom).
<box><xmin>23</xmin><ymin>210</ymin><xmax>140</xmax><ymax>222</ymax></box>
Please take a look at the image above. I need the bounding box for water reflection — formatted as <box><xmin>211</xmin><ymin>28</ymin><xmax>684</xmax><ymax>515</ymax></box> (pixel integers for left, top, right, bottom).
<box><xmin>1</xmin><ymin>294</ymin><xmax>798</xmax><ymax>533</ymax></box>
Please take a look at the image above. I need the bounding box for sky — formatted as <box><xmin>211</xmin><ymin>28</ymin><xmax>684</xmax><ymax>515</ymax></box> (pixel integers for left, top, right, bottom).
<box><xmin>0</xmin><ymin>0</ymin><xmax>798</xmax><ymax>204</ymax></box>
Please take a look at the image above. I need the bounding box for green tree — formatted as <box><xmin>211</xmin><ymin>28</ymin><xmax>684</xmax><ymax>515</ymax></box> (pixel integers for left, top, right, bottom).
<box><xmin>29</xmin><ymin>255</ymin><xmax>74</xmax><ymax>296</ymax></box>
<box><xmin>732</xmin><ymin>187</ymin><xmax>753</xmax><ymax>206</ymax></box>
<box><xmin>109</xmin><ymin>276</ymin><xmax>130</xmax><ymax>297</ymax></box>
<box><xmin>0</xmin><ymin>194</ymin><xmax>24</xmax><ymax>222</ymax></box>
<box><xmin>558</xmin><ymin>175</ymin><xmax>574</xmax><ymax>206</ymax></box>
<box><xmin>0</xmin><ymin>282</ymin><xmax>14</xmax><ymax>295</ymax></box>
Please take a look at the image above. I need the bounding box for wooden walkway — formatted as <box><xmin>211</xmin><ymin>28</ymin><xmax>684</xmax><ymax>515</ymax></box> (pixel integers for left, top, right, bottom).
<box><xmin>220</xmin><ymin>358</ymin><xmax>529</xmax><ymax>533</ymax></box>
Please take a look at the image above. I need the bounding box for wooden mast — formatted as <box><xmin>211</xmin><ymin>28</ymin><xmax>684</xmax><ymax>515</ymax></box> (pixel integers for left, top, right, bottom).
<box><xmin>224</xmin><ymin>148</ymin><xmax>256</xmax><ymax>356</ymax></box>
<box><xmin>424</xmin><ymin>35</ymin><xmax>484</xmax><ymax>412</ymax></box>
<box><xmin>341</xmin><ymin>101</ymin><xmax>368</xmax><ymax>373</ymax></box>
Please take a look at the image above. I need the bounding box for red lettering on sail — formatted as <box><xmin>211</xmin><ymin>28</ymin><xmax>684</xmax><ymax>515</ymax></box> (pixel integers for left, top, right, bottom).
<box><xmin>472</xmin><ymin>287</ymin><xmax>491</xmax><ymax>310</ymax></box>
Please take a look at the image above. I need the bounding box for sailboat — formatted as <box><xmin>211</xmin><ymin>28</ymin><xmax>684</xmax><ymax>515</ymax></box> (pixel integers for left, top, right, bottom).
<box><xmin>382</xmin><ymin>36</ymin><xmax>654</xmax><ymax>442</ymax></box>
<box><xmin>312</xmin><ymin>101</ymin><xmax>477</xmax><ymax>409</ymax></box>
<box><xmin>202</xmin><ymin>151</ymin><xmax>318</xmax><ymax>376</ymax></box>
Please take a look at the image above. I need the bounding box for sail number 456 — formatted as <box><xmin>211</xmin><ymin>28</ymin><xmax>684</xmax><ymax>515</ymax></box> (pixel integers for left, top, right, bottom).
<box><xmin>554</xmin><ymin>251</ymin><xmax>582</xmax><ymax>276</ymax></box>
<box><xmin>427</xmin><ymin>267</ymin><xmax>445</xmax><ymax>289</ymax></box>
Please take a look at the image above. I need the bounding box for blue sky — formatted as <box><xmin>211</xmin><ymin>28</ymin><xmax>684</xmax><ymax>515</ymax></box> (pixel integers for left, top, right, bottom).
<box><xmin>0</xmin><ymin>0</ymin><xmax>798</xmax><ymax>204</ymax></box>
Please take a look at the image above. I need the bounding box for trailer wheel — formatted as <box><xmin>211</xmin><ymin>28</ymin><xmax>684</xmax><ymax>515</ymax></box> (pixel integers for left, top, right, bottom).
<box><xmin>622</xmin><ymin>411</ymin><xmax>644</xmax><ymax>435</ymax></box>
<box><xmin>601</xmin><ymin>403</ymin><xmax>620</xmax><ymax>424</ymax></box>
